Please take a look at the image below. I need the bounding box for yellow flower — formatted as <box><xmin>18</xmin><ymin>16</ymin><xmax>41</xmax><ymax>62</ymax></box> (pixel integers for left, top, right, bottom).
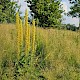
<box><xmin>28</xmin><ymin>24</ymin><xmax>30</xmax><ymax>51</ymax></box>
<box><xmin>25</xmin><ymin>10</ymin><xmax>29</xmax><ymax>54</ymax></box>
<box><xmin>19</xmin><ymin>19</ymin><xmax>23</xmax><ymax>47</ymax></box>
<box><xmin>16</xmin><ymin>12</ymin><xmax>20</xmax><ymax>59</ymax></box>
<box><xmin>32</xmin><ymin>19</ymin><xmax>36</xmax><ymax>53</ymax></box>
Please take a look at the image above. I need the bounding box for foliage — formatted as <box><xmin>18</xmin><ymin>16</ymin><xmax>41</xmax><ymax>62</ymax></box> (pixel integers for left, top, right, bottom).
<box><xmin>66</xmin><ymin>24</ymin><xmax>79</xmax><ymax>31</ymax></box>
<box><xmin>0</xmin><ymin>0</ymin><xmax>20</xmax><ymax>23</ymax></box>
<box><xmin>68</xmin><ymin>0</ymin><xmax>80</xmax><ymax>27</ymax></box>
<box><xmin>26</xmin><ymin>0</ymin><xmax>63</xmax><ymax>27</ymax></box>
<box><xmin>68</xmin><ymin>0</ymin><xmax>80</xmax><ymax>17</ymax></box>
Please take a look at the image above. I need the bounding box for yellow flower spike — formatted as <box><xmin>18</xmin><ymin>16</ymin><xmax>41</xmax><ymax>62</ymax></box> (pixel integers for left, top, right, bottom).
<box><xmin>19</xmin><ymin>19</ymin><xmax>23</xmax><ymax>47</ymax></box>
<box><xmin>25</xmin><ymin>10</ymin><xmax>28</xmax><ymax>28</ymax></box>
<box><xmin>28</xmin><ymin>24</ymin><xmax>30</xmax><ymax>51</ymax></box>
<box><xmin>16</xmin><ymin>12</ymin><xmax>19</xmax><ymax>31</ymax></box>
<box><xmin>16</xmin><ymin>12</ymin><xmax>20</xmax><ymax>59</ymax></box>
<box><xmin>32</xmin><ymin>19</ymin><xmax>36</xmax><ymax>53</ymax></box>
<box><xmin>25</xmin><ymin>10</ymin><xmax>29</xmax><ymax>54</ymax></box>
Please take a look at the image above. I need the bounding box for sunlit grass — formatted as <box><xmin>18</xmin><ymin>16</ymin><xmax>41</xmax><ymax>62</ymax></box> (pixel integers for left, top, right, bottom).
<box><xmin>0</xmin><ymin>24</ymin><xmax>80</xmax><ymax>80</ymax></box>
<box><xmin>0</xmin><ymin>24</ymin><xmax>16</xmax><ymax>58</ymax></box>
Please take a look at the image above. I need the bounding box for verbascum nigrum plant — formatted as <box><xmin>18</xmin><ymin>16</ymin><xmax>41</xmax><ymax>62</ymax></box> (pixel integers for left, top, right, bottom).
<box><xmin>32</xmin><ymin>19</ymin><xmax>36</xmax><ymax>53</ymax></box>
<box><xmin>16</xmin><ymin>12</ymin><xmax>19</xmax><ymax>31</ymax></box>
<box><xmin>25</xmin><ymin>10</ymin><xmax>30</xmax><ymax>54</ymax></box>
<box><xmin>16</xmin><ymin>12</ymin><xmax>20</xmax><ymax>59</ymax></box>
<box><xmin>19</xmin><ymin>19</ymin><xmax>23</xmax><ymax>47</ymax></box>
<box><xmin>28</xmin><ymin>24</ymin><xmax>30</xmax><ymax>51</ymax></box>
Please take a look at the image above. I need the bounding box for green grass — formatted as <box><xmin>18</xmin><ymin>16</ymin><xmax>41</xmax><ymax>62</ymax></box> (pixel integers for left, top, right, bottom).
<box><xmin>0</xmin><ymin>24</ymin><xmax>80</xmax><ymax>80</ymax></box>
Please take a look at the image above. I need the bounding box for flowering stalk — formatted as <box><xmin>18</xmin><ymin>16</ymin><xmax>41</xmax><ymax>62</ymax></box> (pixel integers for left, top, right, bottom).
<box><xmin>19</xmin><ymin>19</ymin><xmax>23</xmax><ymax>47</ymax></box>
<box><xmin>16</xmin><ymin>12</ymin><xmax>20</xmax><ymax>59</ymax></box>
<box><xmin>28</xmin><ymin>24</ymin><xmax>30</xmax><ymax>51</ymax></box>
<box><xmin>25</xmin><ymin>10</ymin><xmax>29</xmax><ymax>54</ymax></box>
<box><xmin>32</xmin><ymin>19</ymin><xmax>36</xmax><ymax>53</ymax></box>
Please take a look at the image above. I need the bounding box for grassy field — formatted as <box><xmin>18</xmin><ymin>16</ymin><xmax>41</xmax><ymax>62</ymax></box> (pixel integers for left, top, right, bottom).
<box><xmin>0</xmin><ymin>24</ymin><xmax>80</xmax><ymax>80</ymax></box>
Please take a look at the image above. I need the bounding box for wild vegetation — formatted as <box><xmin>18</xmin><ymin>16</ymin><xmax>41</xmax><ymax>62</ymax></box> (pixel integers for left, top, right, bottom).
<box><xmin>0</xmin><ymin>22</ymin><xmax>80</xmax><ymax>80</ymax></box>
<box><xmin>0</xmin><ymin>0</ymin><xmax>20</xmax><ymax>23</ymax></box>
<box><xmin>68</xmin><ymin>0</ymin><xmax>80</xmax><ymax>28</ymax></box>
<box><xmin>0</xmin><ymin>0</ymin><xmax>80</xmax><ymax>80</ymax></box>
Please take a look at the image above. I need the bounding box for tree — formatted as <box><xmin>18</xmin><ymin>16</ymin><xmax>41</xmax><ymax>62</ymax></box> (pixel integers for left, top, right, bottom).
<box><xmin>66</xmin><ymin>24</ymin><xmax>79</xmax><ymax>31</ymax></box>
<box><xmin>26</xmin><ymin>0</ymin><xmax>63</xmax><ymax>27</ymax></box>
<box><xmin>68</xmin><ymin>0</ymin><xmax>80</xmax><ymax>28</ymax></box>
<box><xmin>0</xmin><ymin>0</ymin><xmax>20</xmax><ymax>23</ymax></box>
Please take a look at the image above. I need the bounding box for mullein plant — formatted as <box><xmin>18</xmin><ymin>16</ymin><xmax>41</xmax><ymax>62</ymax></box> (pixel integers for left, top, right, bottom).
<box><xmin>15</xmin><ymin>11</ymin><xmax>42</xmax><ymax>79</ymax></box>
<box><xmin>32</xmin><ymin>19</ymin><xmax>36</xmax><ymax>53</ymax></box>
<box><xmin>25</xmin><ymin>10</ymin><xmax>30</xmax><ymax>55</ymax></box>
<box><xmin>16</xmin><ymin>10</ymin><xmax>36</xmax><ymax>57</ymax></box>
<box><xmin>16</xmin><ymin>12</ymin><xmax>23</xmax><ymax>59</ymax></box>
<box><xmin>16</xmin><ymin>12</ymin><xmax>20</xmax><ymax>59</ymax></box>
<box><xmin>28</xmin><ymin>24</ymin><xmax>30</xmax><ymax>51</ymax></box>
<box><xmin>19</xmin><ymin>19</ymin><xmax>23</xmax><ymax>48</ymax></box>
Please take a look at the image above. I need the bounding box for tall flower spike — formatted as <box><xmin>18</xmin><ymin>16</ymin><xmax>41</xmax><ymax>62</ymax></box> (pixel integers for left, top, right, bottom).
<box><xmin>32</xmin><ymin>19</ymin><xmax>35</xmax><ymax>53</ymax></box>
<box><xmin>25</xmin><ymin>10</ymin><xmax>29</xmax><ymax>54</ymax></box>
<box><xmin>19</xmin><ymin>19</ymin><xmax>23</xmax><ymax>47</ymax></box>
<box><xmin>16</xmin><ymin>12</ymin><xmax>20</xmax><ymax>59</ymax></box>
<box><xmin>28</xmin><ymin>24</ymin><xmax>30</xmax><ymax>51</ymax></box>
<box><xmin>16</xmin><ymin>12</ymin><xmax>19</xmax><ymax>31</ymax></box>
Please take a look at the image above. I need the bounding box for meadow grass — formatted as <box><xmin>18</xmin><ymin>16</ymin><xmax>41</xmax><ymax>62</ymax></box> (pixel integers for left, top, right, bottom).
<box><xmin>0</xmin><ymin>24</ymin><xmax>80</xmax><ymax>80</ymax></box>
